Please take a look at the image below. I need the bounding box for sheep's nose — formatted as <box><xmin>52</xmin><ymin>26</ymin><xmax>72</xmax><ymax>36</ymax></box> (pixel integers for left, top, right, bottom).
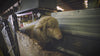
<box><xmin>57</xmin><ymin>35</ymin><xmax>62</xmax><ymax>40</ymax></box>
<box><xmin>59</xmin><ymin>35</ymin><xmax>62</xmax><ymax>38</ymax></box>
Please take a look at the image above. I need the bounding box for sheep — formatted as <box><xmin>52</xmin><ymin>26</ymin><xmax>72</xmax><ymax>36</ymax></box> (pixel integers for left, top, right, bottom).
<box><xmin>20</xmin><ymin>16</ymin><xmax>62</xmax><ymax>48</ymax></box>
<box><xmin>17</xmin><ymin>31</ymin><xmax>65</xmax><ymax>56</ymax></box>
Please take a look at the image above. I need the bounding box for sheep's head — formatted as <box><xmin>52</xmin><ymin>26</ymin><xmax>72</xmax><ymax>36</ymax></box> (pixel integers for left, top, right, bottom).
<box><xmin>34</xmin><ymin>16</ymin><xmax>62</xmax><ymax>40</ymax></box>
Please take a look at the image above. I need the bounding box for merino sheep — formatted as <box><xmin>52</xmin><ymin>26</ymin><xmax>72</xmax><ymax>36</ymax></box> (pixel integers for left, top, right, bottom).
<box><xmin>20</xmin><ymin>16</ymin><xmax>62</xmax><ymax>48</ymax></box>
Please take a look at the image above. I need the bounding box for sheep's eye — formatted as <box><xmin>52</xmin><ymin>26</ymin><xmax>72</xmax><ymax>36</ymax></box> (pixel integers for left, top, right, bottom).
<box><xmin>47</xmin><ymin>26</ymin><xmax>50</xmax><ymax>28</ymax></box>
<box><xmin>40</xmin><ymin>28</ymin><xmax>43</xmax><ymax>31</ymax></box>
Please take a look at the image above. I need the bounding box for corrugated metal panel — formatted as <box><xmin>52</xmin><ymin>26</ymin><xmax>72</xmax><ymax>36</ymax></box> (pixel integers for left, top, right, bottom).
<box><xmin>51</xmin><ymin>8</ymin><xmax>100</xmax><ymax>56</ymax></box>
<box><xmin>52</xmin><ymin>8</ymin><xmax>100</xmax><ymax>38</ymax></box>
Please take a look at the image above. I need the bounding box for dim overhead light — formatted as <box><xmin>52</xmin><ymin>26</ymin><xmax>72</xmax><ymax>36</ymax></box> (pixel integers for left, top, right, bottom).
<box><xmin>57</xmin><ymin>6</ymin><xmax>64</xmax><ymax>11</ymax></box>
<box><xmin>84</xmin><ymin>0</ymin><xmax>88</xmax><ymax>8</ymax></box>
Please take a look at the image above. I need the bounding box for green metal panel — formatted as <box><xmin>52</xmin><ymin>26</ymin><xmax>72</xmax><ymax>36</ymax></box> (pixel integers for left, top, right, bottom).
<box><xmin>51</xmin><ymin>8</ymin><xmax>100</xmax><ymax>56</ymax></box>
<box><xmin>51</xmin><ymin>8</ymin><xmax>100</xmax><ymax>38</ymax></box>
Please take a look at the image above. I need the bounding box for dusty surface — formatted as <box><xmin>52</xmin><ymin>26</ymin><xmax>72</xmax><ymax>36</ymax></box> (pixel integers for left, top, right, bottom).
<box><xmin>17</xmin><ymin>31</ymin><xmax>41</xmax><ymax>56</ymax></box>
<box><xmin>17</xmin><ymin>31</ymin><xmax>65</xmax><ymax>56</ymax></box>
